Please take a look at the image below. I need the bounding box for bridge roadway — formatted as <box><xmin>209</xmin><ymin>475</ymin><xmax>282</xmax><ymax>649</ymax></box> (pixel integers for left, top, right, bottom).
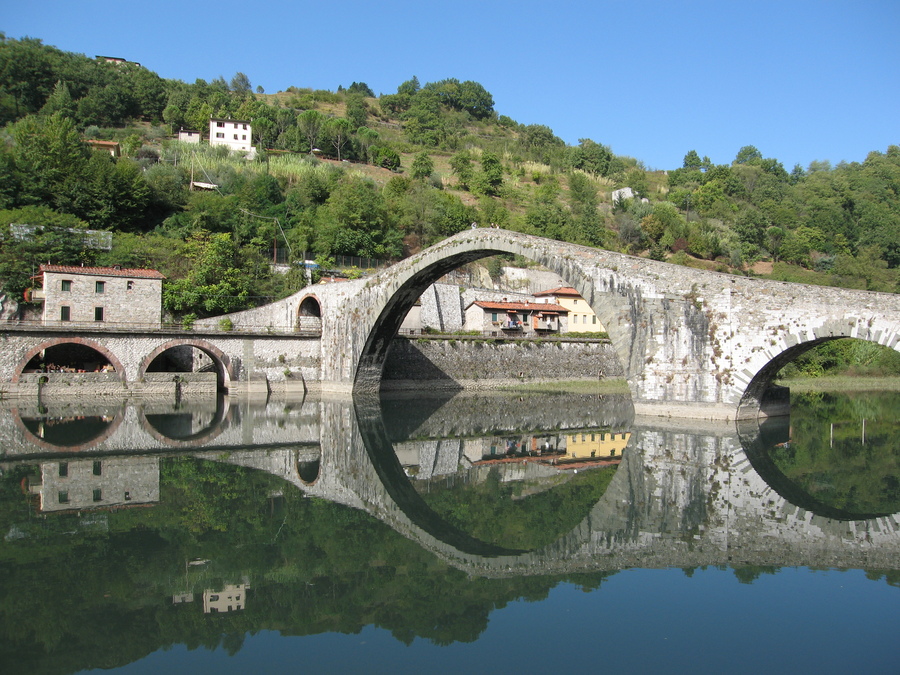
<box><xmin>4</xmin><ymin>229</ymin><xmax>900</xmax><ymax>419</ymax></box>
<box><xmin>3</xmin><ymin>393</ymin><xmax>899</xmax><ymax>577</ymax></box>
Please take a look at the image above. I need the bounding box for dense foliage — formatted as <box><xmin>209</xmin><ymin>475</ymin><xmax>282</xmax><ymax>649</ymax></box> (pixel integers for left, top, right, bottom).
<box><xmin>0</xmin><ymin>456</ymin><xmax>618</xmax><ymax>673</ymax></box>
<box><xmin>2</xmin><ymin>34</ymin><xmax>900</xmax><ymax>320</ymax></box>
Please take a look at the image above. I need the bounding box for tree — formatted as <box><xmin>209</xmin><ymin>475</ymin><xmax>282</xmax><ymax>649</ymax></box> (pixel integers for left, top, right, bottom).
<box><xmin>475</xmin><ymin>151</ymin><xmax>503</xmax><ymax>196</ymax></box>
<box><xmin>345</xmin><ymin>94</ymin><xmax>368</xmax><ymax>129</ymax></box>
<box><xmin>449</xmin><ymin>151</ymin><xmax>474</xmax><ymax>189</ymax></box>
<box><xmin>11</xmin><ymin>112</ymin><xmax>89</xmax><ymax>208</ymax></box>
<box><xmin>324</xmin><ymin>117</ymin><xmax>354</xmax><ymax>161</ymax></box>
<box><xmin>163</xmin><ymin>231</ymin><xmax>253</xmax><ymax>316</ymax></box>
<box><xmin>572</xmin><ymin>139</ymin><xmax>613</xmax><ymax>176</ymax></box>
<box><xmin>346</xmin><ymin>81</ymin><xmax>375</xmax><ymax>97</ymax></box>
<box><xmin>683</xmin><ymin>150</ymin><xmax>702</xmax><ymax>170</ymax></box>
<box><xmin>298</xmin><ymin>109</ymin><xmax>325</xmax><ymax>153</ymax></box>
<box><xmin>356</xmin><ymin>127</ymin><xmax>379</xmax><ymax>163</ymax></box>
<box><xmin>734</xmin><ymin>145</ymin><xmax>762</xmax><ymax>165</ymax></box>
<box><xmin>411</xmin><ymin>151</ymin><xmax>434</xmax><ymax>180</ymax></box>
<box><xmin>229</xmin><ymin>72</ymin><xmax>252</xmax><ymax>95</ymax></box>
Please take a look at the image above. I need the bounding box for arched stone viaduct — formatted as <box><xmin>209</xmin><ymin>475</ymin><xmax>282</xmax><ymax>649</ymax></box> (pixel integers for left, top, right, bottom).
<box><xmin>316</xmin><ymin>228</ymin><xmax>900</xmax><ymax>419</ymax></box>
<box><xmin>5</xmin><ymin>228</ymin><xmax>900</xmax><ymax>420</ymax></box>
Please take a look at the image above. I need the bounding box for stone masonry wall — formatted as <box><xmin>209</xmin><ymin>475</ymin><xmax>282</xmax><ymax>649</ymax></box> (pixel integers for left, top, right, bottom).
<box><xmin>382</xmin><ymin>337</ymin><xmax>623</xmax><ymax>389</ymax></box>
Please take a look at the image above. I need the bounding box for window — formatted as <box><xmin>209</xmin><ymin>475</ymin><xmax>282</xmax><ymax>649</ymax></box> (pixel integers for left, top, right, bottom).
<box><xmin>124</xmin><ymin>491</ymin><xmax>131</xmax><ymax>501</ymax></box>
<box><xmin>216</xmin><ymin>121</ymin><xmax>225</xmax><ymax>127</ymax></box>
<box><xmin>93</xmin><ymin>461</ymin><xmax>102</xmax><ymax>476</ymax></box>
<box><xmin>61</xmin><ymin>279</ymin><xmax>72</xmax><ymax>291</ymax></box>
<box><xmin>94</xmin><ymin>307</ymin><xmax>104</xmax><ymax>321</ymax></box>
<box><xmin>592</xmin><ymin>316</ymin><xmax>597</xmax><ymax>324</ymax></box>
<box><xmin>491</xmin><ymin>312</ymin><xmax>498</xmax><ymax>321</ymax></box>
<box><xmin>60</xmin><ymin>306</ymin><xmax>70</xmax><ymax>321</ymax></box>
<box><xmin>93</xmin><ymin>488</ymin><xmax>102</xmax><ymax>502</ymax></box>
<box><xmin>95</xmin><ymin>281</ymin><xmax>105</xmax><ymax>293</ymax></box>
<box><xmin>233</xmin><ymin>134</ymin><xmax>238</xmax><ymax>140</ymax></box>
<box><xmin>242</xmin><ymin>123</ymin><xmax>247</xmax><ymax>130</ymax></box>
<box><xmin>216</xmin><ymin>132</ymin><xmax>224</xmax><ymax>138</ymax></box>
<box><xmin>127</xmin><ymin>280</ymin><xmax>134</xmax><ymax>290</ymax></box>
<box><xmin>241</xmin><ymin>135</ymin><xmax>246</xmax><ymax>140</ymax></box>
<box><xmin>58</xmin><ymin>491</ymin><xmax>69</xmax><ymax>504</ymax></box>
<box><xmin>58</xmin><ymin>462</ymin><xmax>68</xmax><ymax>477</ymax></box>
<box><xmin>233</xmin><ymin>123</ymin><xmax>238</xmax><ymax>129</ymax></box>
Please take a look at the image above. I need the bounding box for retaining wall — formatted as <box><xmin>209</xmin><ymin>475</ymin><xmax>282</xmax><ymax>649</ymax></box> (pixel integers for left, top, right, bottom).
<box><xmin>382</xmin><ymin>337</ymin><xmax>624</xmax><ymax>389</ymax></box>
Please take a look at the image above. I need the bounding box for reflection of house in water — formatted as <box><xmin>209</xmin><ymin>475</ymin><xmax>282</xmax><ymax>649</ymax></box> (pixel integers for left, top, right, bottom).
<box><xmin>203</xmin><ymin>583</ymin><xmax>249</xmax><ymax>613</ymax></box>
<box><xmin>28</xmin><ymin>457</ymin><xmax>159</xmax><ymax>512</ymax></box>
<box><xmin>562</xmin><ymin>431</ymin><xmax>630</xmax><ymax>461</ymax></box>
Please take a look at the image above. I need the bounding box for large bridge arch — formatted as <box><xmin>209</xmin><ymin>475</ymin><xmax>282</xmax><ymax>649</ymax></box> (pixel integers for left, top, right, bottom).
<box><xmin>334</xmin><ymin>230</ymin><xmax>635</xmax><ymax>396</ymax></box>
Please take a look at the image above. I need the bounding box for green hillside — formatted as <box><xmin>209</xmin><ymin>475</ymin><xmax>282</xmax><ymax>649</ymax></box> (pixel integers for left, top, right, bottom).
<box><xmin>1</xmin><ymin>34</ymin><xmax>899</xmax><ymax>321</ymax></box>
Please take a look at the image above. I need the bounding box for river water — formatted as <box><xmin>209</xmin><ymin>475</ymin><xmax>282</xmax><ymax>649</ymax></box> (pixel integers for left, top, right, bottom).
<box><xmin>0</xmin><ymin>388</ymin><xmax>897</xmax><ymax>674</ymax></box>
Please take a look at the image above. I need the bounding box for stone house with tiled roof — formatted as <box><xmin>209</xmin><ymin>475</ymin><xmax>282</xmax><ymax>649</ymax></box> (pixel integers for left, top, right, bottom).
<box><xmin>32</xmin><ymin>264</ymin><xmax>165</xmax><ymax>327</ymax></box>
<box><xmin>464</xmin><ymin>300</ymin><xmax>569</xmax><ymax>336</ymax></box>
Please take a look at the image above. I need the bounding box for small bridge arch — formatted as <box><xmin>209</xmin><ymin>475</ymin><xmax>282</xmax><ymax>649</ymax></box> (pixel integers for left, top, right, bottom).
<box><xmin>138</xmin><ymin>338</ymin><xmax>234</xmax><ymax>389</ymax></box>
<box><xmin>13</xmin><ymin>337</ymin><xmax>126</xmax><ymax>383</ymax></box>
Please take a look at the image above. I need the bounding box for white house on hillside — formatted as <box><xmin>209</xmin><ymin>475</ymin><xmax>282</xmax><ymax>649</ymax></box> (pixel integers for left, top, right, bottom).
<box><xmin>209</xmin><ymin>118</ymin><xmax>256</xmax><ymax>157</ymax></box>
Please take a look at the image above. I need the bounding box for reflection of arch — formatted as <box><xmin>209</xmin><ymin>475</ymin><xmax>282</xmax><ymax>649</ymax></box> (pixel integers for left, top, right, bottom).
<box><xmin>737</xmin><ymin>414</ymin><xmax>897</xmax><ymax>521</ymax></box>
<box><xmin>12</xmin><ymin>406</ymin><xmax>126</xmax><ymax>452</ymax></box>
<box><xmin>296</xmin><ymin>453</ymin><xmax>320</xmax><ymax>485</ymax></box>
<box><xmin>138</xmin><ymin>339</ymin><xmax>233</xmax><ymax>389</ymax></box>
<box><xmin>354</xmin><ymin>394</ymin><xmax>527</xmax><ymax>557</ymax></box>
<box><xmin>13</xmin><ymin>338</ymin><xmax>126</xmax><ymax>383</ymax></box>
<box><xmin>296</xmin><ymin>294</ymin><xmax>322</xmax><ymax>332</ymax></box>
<box><xmin>138</xmin><ymin>397</ymin><xmax>232</xmax><ymax>448</ymax></box>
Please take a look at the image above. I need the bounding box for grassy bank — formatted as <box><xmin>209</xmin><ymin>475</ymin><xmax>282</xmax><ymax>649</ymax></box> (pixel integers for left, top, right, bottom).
<box><xmin>776</xmin><ymin>375</ymin><xmax>900</xmax><ymax>393</ymax></box>
<box><xmin>498</xmin><ymin>379</ymin><xmax>629</xmax><ymax>394</ymax></box>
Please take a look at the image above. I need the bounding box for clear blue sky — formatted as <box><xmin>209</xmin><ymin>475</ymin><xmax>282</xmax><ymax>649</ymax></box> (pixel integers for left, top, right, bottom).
<box><xmin>4</xmin><ymin>0</ymin><xmax>898</xmax><ymax>170</ymax></box>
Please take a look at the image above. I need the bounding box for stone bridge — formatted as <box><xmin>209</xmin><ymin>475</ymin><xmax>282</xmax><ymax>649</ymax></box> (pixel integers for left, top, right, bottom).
<box><xmin>196</xmin><ymin>229</ymin><xmax>900</xmax><ymax>420</ymax></box>
<box><xmin>4</xmin><ymin>229</ymin><xmax>900</xmax><ymax>420</ymax></box>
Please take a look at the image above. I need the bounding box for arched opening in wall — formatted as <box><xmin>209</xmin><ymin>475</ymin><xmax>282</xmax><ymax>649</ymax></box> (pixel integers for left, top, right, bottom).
<box><xmin>22</xmin><ymin>343</ymin><xmax>114</xmax><ymax>374</ymax></box>
<box><xmin>296</xmin><ymin>454</ymin><xmax>320</xmax><ymax>484</ymax></box>
<box><xmin>296</xmin><ymin>296</ymin><xmax>322</xmax><ymax>333</ymax></box>
<box><xmin>144</xmin><ymin>344</ymin><xmax>228</xmax><ymax>391</ymax></box>
<box><xmin>738</xmin><ymin>337</ymin><xmax>900</xmax><ymax>519</ymax></box>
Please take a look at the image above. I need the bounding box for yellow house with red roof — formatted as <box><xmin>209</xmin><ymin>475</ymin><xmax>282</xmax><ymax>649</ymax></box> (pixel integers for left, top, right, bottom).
<box><xmin>533</xmin><ymin>286</ymin><xmax>604</xmax><ymax>333</ymax></box>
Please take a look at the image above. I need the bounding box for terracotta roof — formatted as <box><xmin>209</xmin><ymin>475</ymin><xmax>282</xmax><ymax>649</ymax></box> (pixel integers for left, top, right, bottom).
<box><xmin>39</xmin><ymin>264</ymin><xmax>165</xmax><ymax>280</ymax></box>
<box><xmin>469</xmin><ymin>300</ymin><xmax>569</xmax><ymax>313</ymax></box>
<box><xmin>533</xmin><ymin>286</ymin><xmax>582</xmax><ymax>297</ymax></box>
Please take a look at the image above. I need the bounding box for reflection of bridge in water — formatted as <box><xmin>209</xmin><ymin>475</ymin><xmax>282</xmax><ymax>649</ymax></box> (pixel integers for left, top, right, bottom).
<box><xmin>2</xmin><ymin>393</ymin><xmax>899</xmax><ymax>576</ymax></box>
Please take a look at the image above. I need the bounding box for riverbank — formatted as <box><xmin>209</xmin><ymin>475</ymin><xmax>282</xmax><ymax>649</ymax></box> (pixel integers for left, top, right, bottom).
<box><xmin>497</xmin><ymin>379</ymin><xmax>629</xmax><ymax>394</ymax></box>
<box><xmin>776</xmin><ymin>375</ymin><xmax>900</xmax><ymax>392</ymax></box>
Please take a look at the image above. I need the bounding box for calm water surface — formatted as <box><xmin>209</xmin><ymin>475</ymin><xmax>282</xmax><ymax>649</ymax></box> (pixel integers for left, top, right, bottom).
<box><xmin>0</xmin><ymin>390</ymin><xmax>897</xmax><ymax>674</ymax></box>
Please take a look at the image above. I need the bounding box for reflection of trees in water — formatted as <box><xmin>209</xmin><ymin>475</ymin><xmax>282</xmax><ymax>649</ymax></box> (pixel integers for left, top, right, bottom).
<box><xmin>419</xmin><ymin>464</ymin><xmax>618</xmax><ymax>550</ymax></box>
<box><xmin>753</xmin><ymin>391</ymin><xmax>900</xmax><ymax>518</ymax></box>
<box><xmin>0</xmin><ymin>457</ymin><xmax>620</xmax><ymax>672</ymax></box>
